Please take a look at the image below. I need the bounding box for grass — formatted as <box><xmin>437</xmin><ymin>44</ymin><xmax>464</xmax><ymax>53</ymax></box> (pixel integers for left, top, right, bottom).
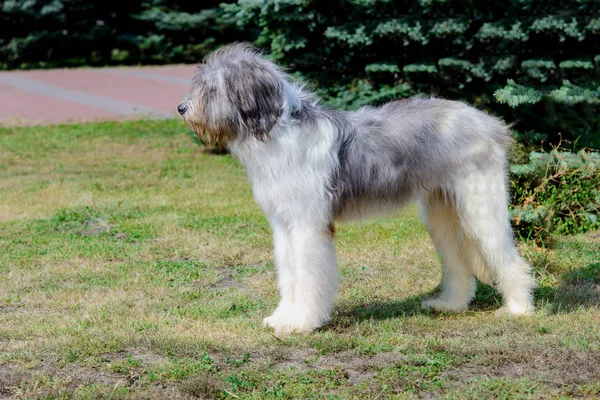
<box><xmin>0</xmin><ymin>119</ymin><xmax>599</xmax><ymax>399</ymax></box>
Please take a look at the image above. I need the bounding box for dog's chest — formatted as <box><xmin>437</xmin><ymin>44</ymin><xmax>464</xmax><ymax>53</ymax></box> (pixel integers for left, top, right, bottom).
<box><xmin>252</xmin><ymin>155</ymin><xmax>329</xmax><ymax>216</ymax></box>
<box><xmin>233</xmin><ymin>137</ymin><xmax>336</xmax><ymax>221</ymax></box>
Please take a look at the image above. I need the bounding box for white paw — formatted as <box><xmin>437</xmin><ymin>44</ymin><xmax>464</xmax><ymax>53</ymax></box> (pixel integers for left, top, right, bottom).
<box><xmin>263</xmin><ymin>305</ymin><xmax>328</xmax><ymax>337</ymax></box>
<box><xmin>421</xmin><ymin>298</ymin><xmax>468</xmax><ymax>313</ymax></box>
<box><xmin>495</xmin><ymin>299</ymin><xmax>535</xmax><ymax>316</ymax></box>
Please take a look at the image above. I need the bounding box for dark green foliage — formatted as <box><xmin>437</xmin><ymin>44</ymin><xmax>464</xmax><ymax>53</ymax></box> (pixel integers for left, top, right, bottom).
<box><xmin>124</xmin><ymin>0</ymin><xmax>248</xmax><ymax>65</ymax></box>
<box><xmin>224</xmin><ymin>0</ymin><xmax>600</xmax><ymax>148</ymax></box>
<box><xmin>3</xmin><ymin>1</ymin><xmax>598</xmax><ymax>147</ymax></box>
<box><xmin>510</xmin><ymin>149</ymin><xmax>600</xmax><ymax>244</ymax></box>
<box><xmin>0</xmin><ymin>0</ymin><xmax>248</xmax><ymax>69</ymax></box>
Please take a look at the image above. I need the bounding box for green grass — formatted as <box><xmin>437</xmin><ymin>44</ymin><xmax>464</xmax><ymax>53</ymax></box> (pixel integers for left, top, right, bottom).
<box><xmin>1</xmin><ymin>119</ymin><xmax>599</xmax><ymax>399</ymax></box>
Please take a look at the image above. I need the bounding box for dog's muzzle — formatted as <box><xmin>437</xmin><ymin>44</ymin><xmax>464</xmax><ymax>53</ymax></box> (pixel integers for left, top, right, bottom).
<box><xmin>177</xmin><ymin>103</ymin><xmax>188</xmax><ymax>116</ymax></box>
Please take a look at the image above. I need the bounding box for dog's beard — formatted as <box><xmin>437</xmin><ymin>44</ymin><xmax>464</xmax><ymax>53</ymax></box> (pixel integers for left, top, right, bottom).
<box><xmin>188</xmin><ymin>121</ymin><xmax>213</xmax><ymax>145</ymax></box>
<box><xmin>184</xmin><ymin>117</ymin><xmax>231</xmax><ymax>147</ymax></box>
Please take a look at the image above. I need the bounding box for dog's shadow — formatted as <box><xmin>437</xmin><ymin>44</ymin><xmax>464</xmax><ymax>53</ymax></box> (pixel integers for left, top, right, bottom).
<box><xmin>333</xmin><ymin>292</ymin><xmax>434</xmax><ymax>327</ymax></box>
<box><xmin>539</xmin><ymin>262</ymin><xmax>600</xmax><ymax>314</ymax></box>
<box><xmin>330</xmin><ymin>285</ymin><xmax>502</xmax><ymax>329</ymax></box>
<box><xmin>329</xmin><ymin>261</ymin><xmax>600</xmax><ymax>329</ymax></box>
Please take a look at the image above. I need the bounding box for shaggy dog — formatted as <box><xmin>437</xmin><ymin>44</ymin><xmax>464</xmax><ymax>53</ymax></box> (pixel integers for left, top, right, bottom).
<box><xmin>178</xmin><ymin>43</ymin><xmax>535</xmax><ymax>336</ymax></box>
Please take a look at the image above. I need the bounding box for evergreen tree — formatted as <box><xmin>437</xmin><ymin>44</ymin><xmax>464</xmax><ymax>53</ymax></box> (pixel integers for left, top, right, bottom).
<box><xmin>224</xmin><ymin>0</ymin><xmax>600</xmax><ymax>148</ymax></box>
<box><xmin>0</xmin><ymin>1</ymin><xmax>246</xmax><ymax>68</ymax></box>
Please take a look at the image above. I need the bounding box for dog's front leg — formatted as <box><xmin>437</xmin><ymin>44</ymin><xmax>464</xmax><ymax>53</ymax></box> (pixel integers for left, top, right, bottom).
<box><xmin>264</xmin><ymin>220</ymin><xmax>339</xmax><ymax>336</ymax></box>
<box><xmin>263</xmin><ymin>217</ymin><xmax>295</xmax><ymax>326</ymax></box>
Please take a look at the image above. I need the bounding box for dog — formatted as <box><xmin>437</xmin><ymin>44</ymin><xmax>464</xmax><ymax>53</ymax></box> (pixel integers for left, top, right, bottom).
<box><xmin>178</xmin><ymin>43</ymin><xmax>535</xmax><ymax>336</ymax></box>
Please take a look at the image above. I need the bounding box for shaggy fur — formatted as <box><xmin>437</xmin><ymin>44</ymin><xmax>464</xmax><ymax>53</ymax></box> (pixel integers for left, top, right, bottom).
<box><xmin>179</xmin><ymin>43</ymin><xmax>535</xmax><ymax>336</ymax></box>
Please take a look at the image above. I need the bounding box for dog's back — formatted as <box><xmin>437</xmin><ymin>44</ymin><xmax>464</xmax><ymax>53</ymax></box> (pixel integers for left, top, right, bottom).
<box><xmin>331</xmin><ymin>97</ymin><xmax>512</xmax><ymax>219</ymax></box>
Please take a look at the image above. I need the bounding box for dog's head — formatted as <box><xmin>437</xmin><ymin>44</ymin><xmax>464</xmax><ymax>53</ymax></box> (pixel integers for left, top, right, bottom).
<box><xmin>178</xmin><ymin>43</ymin><xmax>289</xmax><ymax>145</ymax></box>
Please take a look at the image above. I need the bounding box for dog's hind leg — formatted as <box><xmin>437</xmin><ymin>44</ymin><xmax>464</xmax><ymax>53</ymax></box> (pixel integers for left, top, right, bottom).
<box><xmin>453</xmin><ymin>170</ymin><xmax>535</xmax><ymax>316</ymax></box>
<box><xmin>462</xmin><ymin>233</ymin><xmax>493</xmax><ymax>285</ymax></box>
<box><xmin>420</xmin><ymin>191</ymin><xmax>477</xmax><ymax>312</ymax></box>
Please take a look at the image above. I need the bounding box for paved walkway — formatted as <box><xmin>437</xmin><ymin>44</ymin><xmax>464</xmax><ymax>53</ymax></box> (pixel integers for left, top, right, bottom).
<box><xmin>0</xmin><ymin>65</ymin><xmax>197</xmax><ymax>126</ymax></box>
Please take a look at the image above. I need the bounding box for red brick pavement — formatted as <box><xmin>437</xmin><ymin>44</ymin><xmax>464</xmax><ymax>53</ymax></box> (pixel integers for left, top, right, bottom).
<box><xmin>0</xmin><ymin>65</ymin><xmax>197</xmax><ymax>126</ymax></box>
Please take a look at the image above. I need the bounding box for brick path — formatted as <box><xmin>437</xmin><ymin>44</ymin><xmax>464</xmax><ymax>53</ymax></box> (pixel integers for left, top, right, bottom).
<box><xmin>0</xmin><ymin>65</ymin><xmax>197</xmax><ymax>126</ymax></box>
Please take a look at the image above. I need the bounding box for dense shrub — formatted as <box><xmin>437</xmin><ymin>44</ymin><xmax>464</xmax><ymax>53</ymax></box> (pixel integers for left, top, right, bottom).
<box><xmin>510</xmin><ymin>149</ymin><xmax>600</xmax><ymax>244</ymax></box>
<box><xmin>224</xmin><ymin>0</ymin><xmax>600</xmax><ymax>148</ymax></box>
<box><xmin>3</xmin><ymin>1</ymin><xmax>598</xmax><ymax>149</ymax></box>
<box><xmin>0</xmin><ymin>0</ymin><xmax>248</xmax><ymax>69</ymax></box>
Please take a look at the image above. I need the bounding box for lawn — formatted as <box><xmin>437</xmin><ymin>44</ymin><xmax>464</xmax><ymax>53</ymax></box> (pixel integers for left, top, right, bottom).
<box><xmin>0</xmin><ymin>119</ymin><xmax>599</xmax><ymax>399</ymax></box>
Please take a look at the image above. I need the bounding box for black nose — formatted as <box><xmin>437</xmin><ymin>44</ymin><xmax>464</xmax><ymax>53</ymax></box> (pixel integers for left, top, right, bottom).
<box><xmin>177</xmin><ymin>103</ymin><xmax>187</xmax><ymax>115</ymax></box>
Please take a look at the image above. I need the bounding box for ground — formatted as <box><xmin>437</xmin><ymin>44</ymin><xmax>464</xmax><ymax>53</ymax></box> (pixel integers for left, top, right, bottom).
<box><xmin>0</xmin><ymin>65</ymin><xmax>194</xmax><ymax>126</ymax></box>
<box><xmin>0</xmin><ymin>119</ymin><xmax>599</xmax><ymax>399</ymax></box>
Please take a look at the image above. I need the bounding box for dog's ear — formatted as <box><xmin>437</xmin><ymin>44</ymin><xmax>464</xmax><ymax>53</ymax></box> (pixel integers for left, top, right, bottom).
<box><xmin>224</xmin><ymin>62</ymin><xmax>284</xmax><ymax>141</ymax></box>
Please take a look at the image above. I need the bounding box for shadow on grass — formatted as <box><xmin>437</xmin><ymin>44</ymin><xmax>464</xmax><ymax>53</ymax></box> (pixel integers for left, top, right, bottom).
<box><xmin>338</xmin><ymin>294</ymin><xmax>432</xmax><ymax>321</ymax></box>
<box><xmin>539</xmin><ymin>262</ymin><xmax>600</xmax><ymax>314</ymax></box>
<box><xmin>332</xmin><ymin>285</ymin><xmax>503</xmax><ymax>328</ymax></box>
<box><xmin>329</xmin><ymin>290</ymin><xmax>438</xmax><ymax>330</ymax></box>
<box><xmin>331</xmin><ymin>262</ymin><xmax>600</xmax><ymax>327</ymax></box>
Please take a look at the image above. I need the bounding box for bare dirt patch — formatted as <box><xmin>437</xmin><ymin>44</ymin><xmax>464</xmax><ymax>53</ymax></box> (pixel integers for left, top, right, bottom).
<box><xmin>236</xmin><ymin>347</ymin><xmax>406</xmax><ymax>385</ymax></box>
<box><xmin>310</xmin><ymin>350</ymin><xmax>406</xmax><ymax>384</ymax></box>
<box><xmin>77</xmin><ymin>217</ymin><xmax>127</xmax><ymax>240</ymax></box>
<box><xmin>0</xmin><ymin>349</ymin><xmax>178</xmax><ymax>399</ymax></box>
<box><xmin>180</xmin><ymin>371</ymin><xmax>226</xmax><ymax>399</ymax></box>
<box><xmin>0</xmin><ymin>363</ymin><xmax>23</xmax><ymax>397</ymax></box>
<box><xmin>190</xmin><ymin>271</ymin><xmax>242</xmax><ymax>291</ymax></box>
<box><xmin>78</xmin><ymin>217</ymin><xmax>114</xmax><ymax>236</ymax></box>
<box><xmin>213</xmin><ymin>269</ymin><xmax>244</xmax><ymax>290</ymax></box>
<box><xmin>445</xmin><ymin>348</ymin><xmax>600</xmax><ymax>388</ymax></box>
<box><xmin>101</xmin><ymin>348</ymin><xmax>168</xmax><ymax>366</ymax></box>
<box><xmin>176</xmin><ymin>257</ymin><xmax>246</xmax><ymax>290</ymax></box>
<box><xmin>0</xmin><ymin>361</ymin><xmax>125</xmax><ymax>398</ymax></box>
<box><xmin>0</xmin><ymin>302</ymin><xmax>25</xmax><ymax>314</ymax></box>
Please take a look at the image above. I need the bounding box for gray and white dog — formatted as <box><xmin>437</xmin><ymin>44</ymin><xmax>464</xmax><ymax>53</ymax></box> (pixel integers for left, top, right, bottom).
<box><xmin>178</xmin><ymin>43</ymin><xmax>535</xmax><ymax>336</ymax></box>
